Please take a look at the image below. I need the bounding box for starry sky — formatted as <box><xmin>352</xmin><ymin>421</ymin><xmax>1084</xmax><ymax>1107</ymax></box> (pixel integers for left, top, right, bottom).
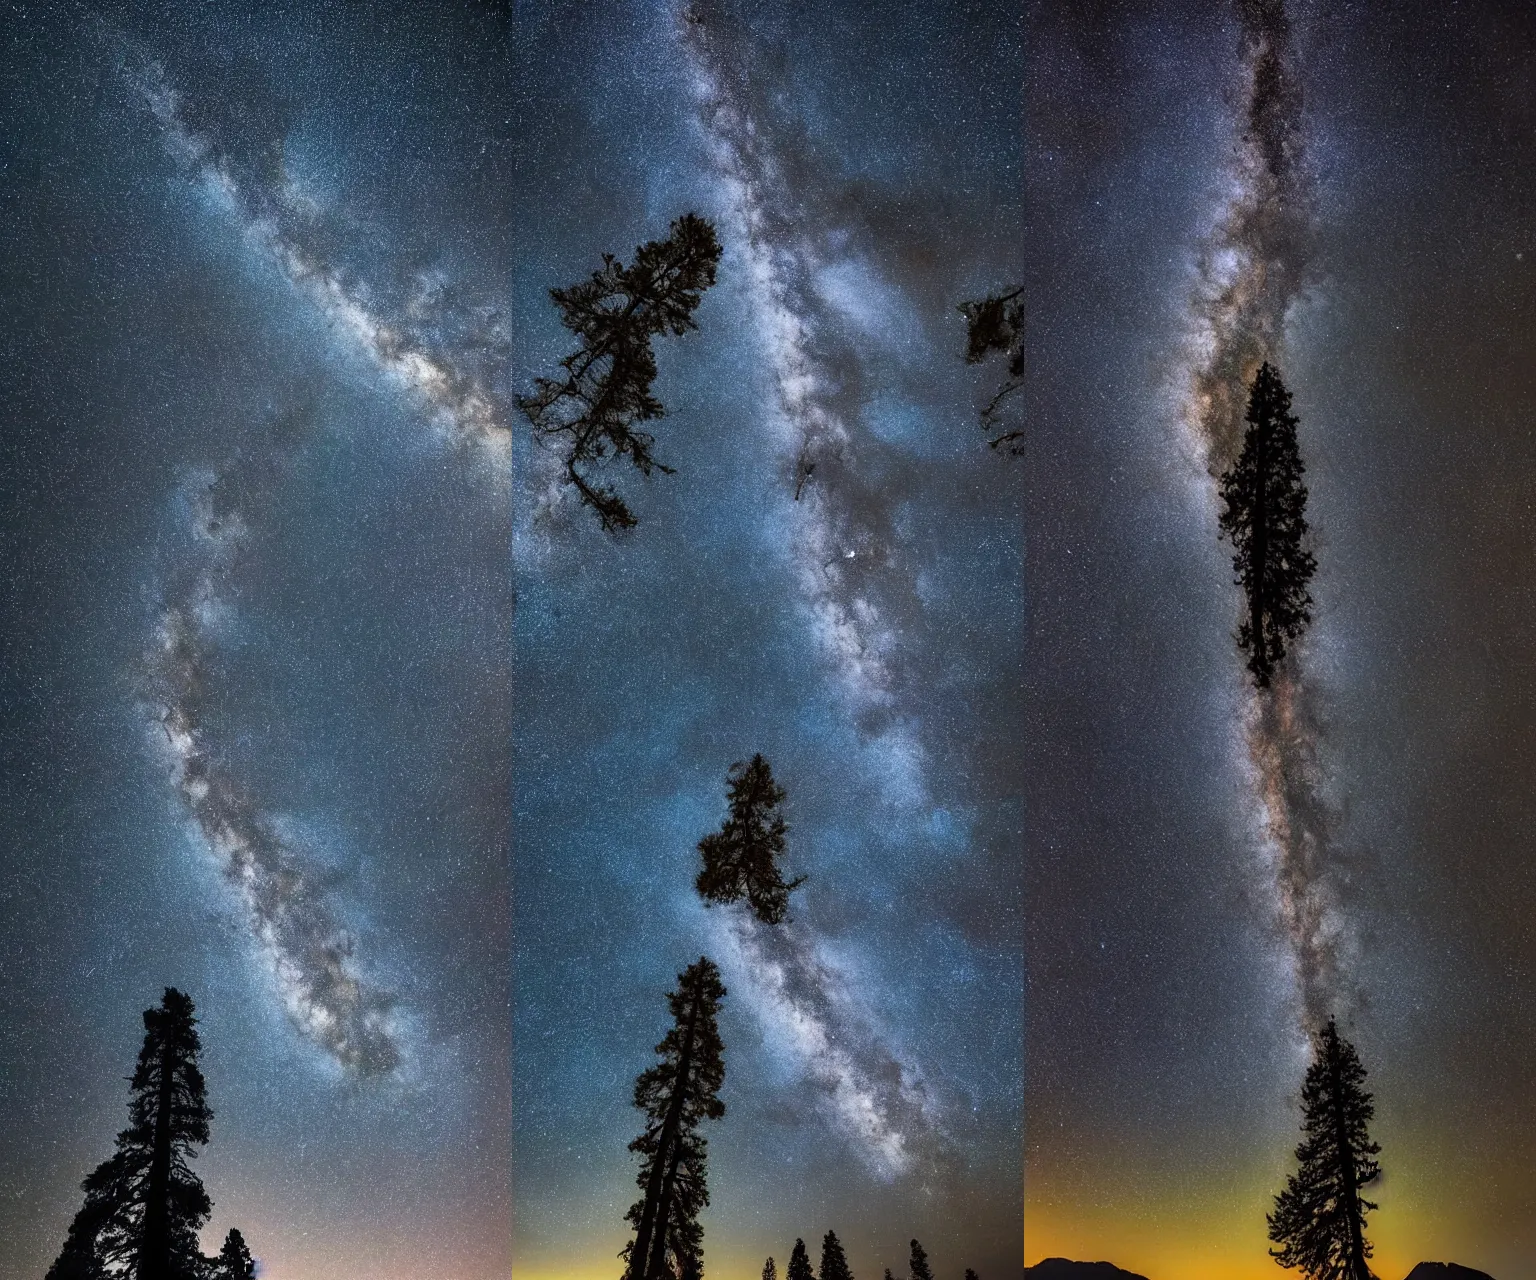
<box><xmin>1022</xmin><ymin>2</ymin><xmax>1534</xmax><ymax>1279</ymax></box>
<box><xmin>1</xmin><ymin>2</ymin><xmax>1021</xmax><ymax>1279</ymax></box>
<box><xmin>6</xmin><ymin>3</ymin><xmax>1531</xmax><ymax>1280</ymax></box>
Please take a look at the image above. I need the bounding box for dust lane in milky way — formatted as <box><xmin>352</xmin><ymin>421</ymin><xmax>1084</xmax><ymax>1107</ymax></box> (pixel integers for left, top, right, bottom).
<box><xmin>1023</xmin><ymin>3</ymin><xmax>1536</xmax><ymax>1278</ymax></box>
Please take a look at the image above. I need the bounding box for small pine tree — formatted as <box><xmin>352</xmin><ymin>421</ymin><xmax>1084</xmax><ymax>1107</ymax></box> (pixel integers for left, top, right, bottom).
<box><xmin>908</xmin><ymin>1240</ymin><xmax>934</xmax><ymax>1280</ymax></box>
<box><xmin>1218</xmin><ymin>361</ymin><xmax>1317</xmax><ymax>688</ymax></box>
<box><xmin>820</xmin><ymin>1231</ymin><xmax>854</xmax><ymax>1280</ymax></box>
<box><xmin>787</xmin><ymin>1239</ymin><xmax>815</xmax><ymax>1280</ymax></box>
<box><xmin>965</xmin><ymin>1271</ymin><xmax>980</xmax><ymax>1280</ymax></box>
<box><xmin>46</xmin><ymin>989</ymin><xmax>214</xmax><ymax>1280</ymax></box>
<box><xmin>622</xmin><ymin>958</ymin><xmax>728</xmax><ymax>1280</ymax></box>
<box><xmin>883</xmin><ymin>1271</ymin><xmax>896</xmax><ymax>1280</ymax></box>
<box><xmin>1268</xmin><ymin>1019</ymin><xmax>1383</xmax><ymax>1280</ymax></box>
<box><xmin>695</xmin><ymin>755</ymin><xmax>804</xmax><ymax>925</ymax></box>
<box><xmin>519</xmin><ymin>212</ymin><xmax>722</xmax><ymax>532</ymax></box>
<box><xmin>958</xmin><ymin>285</ymin><xmax>1025</xmax><ymax>451</ymax></box>
<box><xmin>763</xmin><ymin>1259</ymin><xmax>778</xmax><ymax>1280</ymax></box>
<box><xmin>214</xmin><ymin>1228</ymin><xmax>256</xmax><ymax>1280</ymax></box>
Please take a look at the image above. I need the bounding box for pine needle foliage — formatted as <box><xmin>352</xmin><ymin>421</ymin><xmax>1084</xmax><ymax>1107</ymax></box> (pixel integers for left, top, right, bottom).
<box><xmin>820</xmin><ymin>1231</ymin><xmax>854</xmax><ymax>1280</ymax></box>
<box><xmin>47</xmin><ymin>989</ymin><xmax>214</xmax><ymax>1280</ymax></box>
<box><xmin>786</xmin><ymin>1239</ymin><xmax>815</xmax><ymax>1280</ymax></box>
<box><xmin>1268</xmin><ymin>1019</ymin><xmax>1383</xmax><ymax>1280</ymax></box>
<box><xmin>958</xmin><ymin>286</ymin><xmax>1025</xmax><ymax>452</ymax></box>
<box><xmin>1218</xmin><ymin>361</ymin><xmax>1317</xmax><ymax>688</ymax></box>
<box><xmin>695</xmin><ymin>754</ymin><xmax>803</xmax><ymax>925</ymax></box>
<box><xmin>214</xmin><ymin>1229</ymin><xmax>256</xmax><ymax>1280</ymax></box>
<box><xmin>908</xmin><ymin>1240</ymin><xmax>935</xmax><ymax>1280</ymax></box>
<box><xmin>622</xmin><ymin>958</ymin><xmax>728</xmax><ymax>1280</ymax></box>
<box><xmin>520</xmin><ymin>212</ymin><xmax>722</xmax><ymax>533</ymax></box>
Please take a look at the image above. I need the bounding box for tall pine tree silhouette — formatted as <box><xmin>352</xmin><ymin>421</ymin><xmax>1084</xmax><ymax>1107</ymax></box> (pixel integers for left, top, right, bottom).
<box><xmin>958</xmin><ymin>285</ymin><xmax>1025</xmax><ymax>452</ymax></box>
<box><xmin>1218</xmin><ymin>361</ymin><xmax>1317</xmax><ymax>687</ymax></box>
<box><xmin>908</xmin><ymin>1239</ymin><xmax>935</xmax><ymax>1280</ymax></box>
<box><xmin>786</xmin><ymin>1239</ymin><xmax>815</xmax><ymax>1280</ymax></box>
<box><xmin>763</xmin><ymin>1259</ymin><xmax>778</xmax><ymax>1280</ymax></box>
<box><xmin>623</xmin><ymin>958</ymin><xmax>727</xmax><ymax>1280</ymax></box>
<box><xmin>820</xmin><ymin>1230</ymin><xmax>854</xmax><ymax>1280</ymax></box>
<box><xmin>1268</xmin><ymin>1019</ymin><xmax>1383</xmax><ymax>1280</ymax></box>
<box><xmin>695</xmin><ymin>754</ymin><xmax>803</xmax><ymax>925</ymax></box>
<box><xmin>520</xmin><ymin>212</ymin><xmax>722</xmax><ymax>532</ymax></box>
<box><xmin>45</xmin><ymin>989</ymin><xmax>214</xmax><ymax>1280</ymax></box>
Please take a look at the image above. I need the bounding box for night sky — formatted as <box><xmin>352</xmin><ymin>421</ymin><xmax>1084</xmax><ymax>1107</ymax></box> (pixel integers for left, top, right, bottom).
<box><xmin>1023</xmin><ymin>3</ymin><xmax>1534</xmax><ymax>1278</ymax></box>
<box><xmin>2</xmin><ymin>2</ymin><xmax>1020</xmax><ymax>1279</ymax></box>
<box><xmin>5</xmin><ymin>2</ymin><xmax>1533</xmax><ymax>1280</ymax></box>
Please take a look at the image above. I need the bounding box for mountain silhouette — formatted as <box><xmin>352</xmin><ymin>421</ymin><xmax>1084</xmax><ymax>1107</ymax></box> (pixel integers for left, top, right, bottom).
<box><xmin>1404</xmin><ymin>1265</ymin><xmax>1496</xmax><ymax>1280</ymax></box>
<box><xmin>1025</xmin><ymin>1261</ymin><xmax>1151</xmax><ymax>1280</ymax></box>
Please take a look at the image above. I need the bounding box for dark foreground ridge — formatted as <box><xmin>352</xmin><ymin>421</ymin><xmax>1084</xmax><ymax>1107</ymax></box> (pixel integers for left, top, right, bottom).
<box><xmin>1026</xmin><ymin>1261</ymin><xmax>1496</xmax><ymax>1280</ymax></box>
<box><xmin>1405</xmin><ymin>1265</ymin><xmax>1497</xmax><ymax>1280</ymax></box>
<box><xmin>1024</xmin><ymin>1262</ymin><xmax>1150</xmax><ymax>1280</ymax></box>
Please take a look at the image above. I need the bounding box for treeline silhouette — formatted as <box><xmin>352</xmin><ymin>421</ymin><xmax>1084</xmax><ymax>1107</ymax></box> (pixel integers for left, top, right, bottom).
<box><xmin>761</xmin><ymin>1233</ymin><xmax>977</xmax><ymax>1280</ymax></box>
<box><xmin>45</xmin><ymin>988</ymin><xmax>255</xmax><ymax>1280</ymax></box>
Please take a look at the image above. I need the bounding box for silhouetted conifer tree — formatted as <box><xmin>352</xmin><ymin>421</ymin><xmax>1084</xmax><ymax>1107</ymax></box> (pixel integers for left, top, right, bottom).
<box><xmin>520</xmin><ymin>212</ymin><xmax>722</xmax><ymax>532</ymax></box>
<box><xmin>622</xmin><ymin>958</ymin><xmax>727</xmax><ymax>1280</ymax></box>
<box><xmin>787</xmin><ymin>1239</ymin><xmax>815</xmax><ymax>1280</ymax></box>
<box><xmin>45</xmin><ymin>989</ymin><xmax>213</xmax><ymax>1280</ymax></box>
<box><xmin>883</xmin><ymin>1270</ymin><xmax>896</xmax><ymax>1280</ymax></box>
<box><xmin>214</xmin><ymin>1229</ymin><xmax>256</xmax><ymax>1280</ymax></box>
<box><xmin>958</xmin><ymin>285</ymin><xmax>1024</xmax><ymax>452</ymax></box>
<box><xmin>1218</xmin><ymin>361</ymin><xmax>1317</xmax><ymax>687</ymax></box>
<box><xmin>1268</xmin><ymin>1019</ymin><xmax>1382</xmax><ymax>1280</ymax></box>
<box><xmin>965</xmin><ymin>1270</ymin><xmax>980</xmax><ymax>1280</ymax></box>
<box><xmin>820</xmin><ymin>1231</ymin><xmax>854</xmax><ymax>1280</ymax></box>
<box><xmin>763</xmin><ymin>1258</ymin><xmax>778</xmax><ymax>1280</ymax></box>
<box><xmin>908</xmin><ymin>1240</ymin><xmax>934</xmax><ymax>1280</ymax></box>
<box><xmin>695</xmin><ymin>754</ymin><xmax>803</xmax><ymax>925</ymax></box>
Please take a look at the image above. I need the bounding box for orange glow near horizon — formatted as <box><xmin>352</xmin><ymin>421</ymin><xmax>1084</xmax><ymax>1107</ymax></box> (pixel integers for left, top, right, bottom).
<box><xmin>1024</xmin><ymin>1133</ymin><xmax>1514</xmax><ymax>1280</ymax></box>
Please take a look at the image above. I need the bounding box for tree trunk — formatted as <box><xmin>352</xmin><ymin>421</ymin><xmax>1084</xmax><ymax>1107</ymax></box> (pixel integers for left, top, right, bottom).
<box><xmin>644</xmin><ymin>1120</ymin><xmax>691</xmax><ymax>1280</ymax></box>
<box><xmin>628</xmin><ymin>985</ymin><xmax>700</xmax><ymax>1280</ymax></box>
<box><xmin>139</xmin><ymin>1029</ymin><xmax>177</xmax><ymax>1280</ymax></box>
<box><xmin>1329</xmin><ymin>1046</ymin><xmax>1368</xmax><ymax>1280</ymax></box>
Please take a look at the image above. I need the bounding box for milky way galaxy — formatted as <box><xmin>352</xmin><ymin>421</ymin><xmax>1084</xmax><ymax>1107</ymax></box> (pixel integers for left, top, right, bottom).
<box><xmin>1180</xmin><ymin>0</ymin><xmax>1351</xmax><ymax>1030</ymax></box>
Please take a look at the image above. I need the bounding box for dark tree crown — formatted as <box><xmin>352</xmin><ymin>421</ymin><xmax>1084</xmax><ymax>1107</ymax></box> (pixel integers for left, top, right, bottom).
<box><xmin>520</xmin><ymin>212</ymin><xmax>722</xmax><ymax>533</ymax></box>
<box><xmin>46</xmin><ymin>989</ymin><xmax>216</xmax><ymax>1280</ymax></box>
<box><xmin>909</xmin><ymin>1239</ymin><xmax>934</xmax><ymax>1280</ymax></box>
<box><xmin>695</xmin><ymin>754</ymin><xmax>804</xmax><ymax>925</ymax></box>
<box><xmin>1218</xmin><ymin>361</ymin><xmax>1317</xmax><ymax>688</ymax></box>
<box><xmin>1268</xmin><ymin>1019</ymin><xmax>1382</xmax><ymax>1280</ymax></box>
<box><xmin>786</xmin><ymin>1238</ymin><xmax>815</xmax><ymax>1280</ymax></box>
<box><xmin>216</xmin><ymin>1227</ymin><xmax>257</xmax><ymax>1280</ymax></box>
<box><xmin>820</xmin><ymin>1230</ymin><xmax>854</xmax><ymax>1280</ymax></box>
<box><xmin>958</xmin><ymin>286</ymin><xmax>1025</xmax><ymax>452</ymax></box>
